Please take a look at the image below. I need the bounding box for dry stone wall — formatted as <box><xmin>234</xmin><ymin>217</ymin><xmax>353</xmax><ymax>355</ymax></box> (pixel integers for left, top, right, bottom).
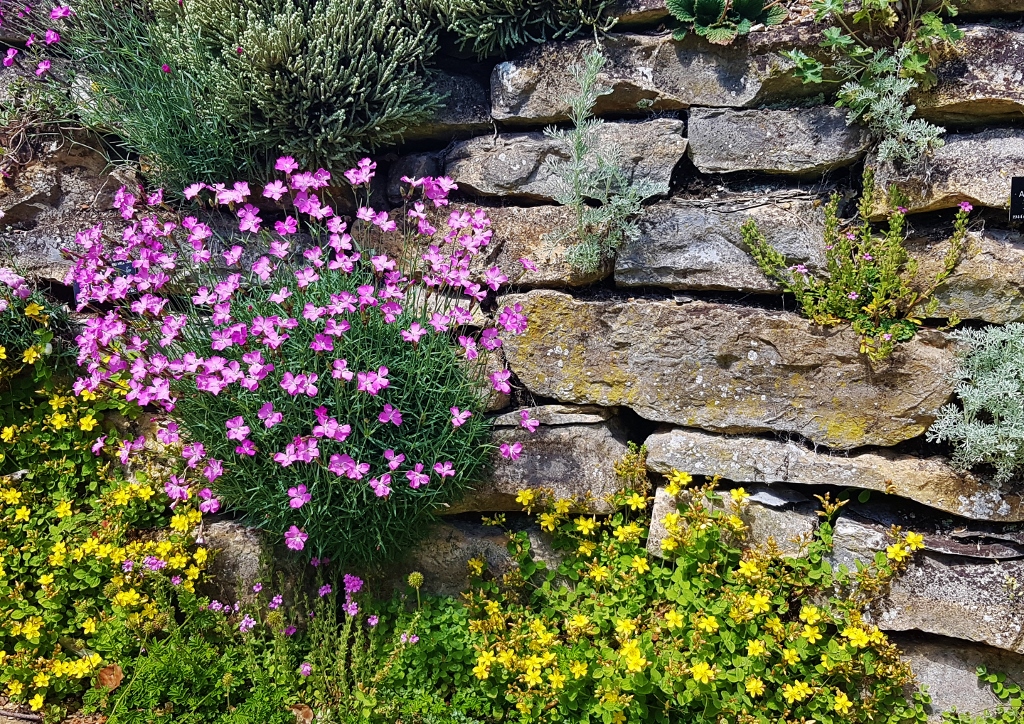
<box><xmin>5</xmin><ymin>3</ymin><xmax>1024</xmax><ymax>718</ymax></box>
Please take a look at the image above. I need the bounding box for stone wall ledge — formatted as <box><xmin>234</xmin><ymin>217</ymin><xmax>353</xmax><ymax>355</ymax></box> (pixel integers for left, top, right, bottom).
<box><xmin>501</xmin><ymin>289</ymin><xmax>955</xmax><ymax>450</ymax></box>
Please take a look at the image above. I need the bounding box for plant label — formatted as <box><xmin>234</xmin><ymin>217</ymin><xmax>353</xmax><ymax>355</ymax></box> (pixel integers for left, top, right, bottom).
<box><xmin>1012</xmin><ymin>177</ymin><xmax>1024</xmax><ymax>222</ymax></box>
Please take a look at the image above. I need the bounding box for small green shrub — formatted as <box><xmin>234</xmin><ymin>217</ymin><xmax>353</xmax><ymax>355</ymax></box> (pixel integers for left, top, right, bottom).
<box><xmin>742</xmin><ymin>171</ymin><xmax>971</xmax><ymax>361</ymax></box>
<box><xmin>666</xmin><ymin>0</ymin><xmax>786</xmax><ymax>45</ymax></box>
<box><xmin>927</xmin><ymin>323</ymin><xmax>1024</xmax><ymax>483</ymax></box>
<box><xmin>784</xmin><ymin>0</ymin><xmax>964</xmax><ymax>164</ymax></box>
<box><xmin>544</xmin><ymin>50</ymin><xmax>659</xmax><ymax>275</ymax></box>
<box><xmin>438</xmin><ymin>0</ymin><xmax>618</xmax><ymax>58</ymax></box>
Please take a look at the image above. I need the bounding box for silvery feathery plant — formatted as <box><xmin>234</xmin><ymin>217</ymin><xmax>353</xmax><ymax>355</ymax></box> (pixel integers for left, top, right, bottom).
<box><xmin>64</xmin><ymin>158</ymin><xmax>538</xmax><ymax>566</ymax></box>
<box><xmin>543</xmin><ymin>49</ymin><xmax>659</xmax><ymax>275</ymax></box>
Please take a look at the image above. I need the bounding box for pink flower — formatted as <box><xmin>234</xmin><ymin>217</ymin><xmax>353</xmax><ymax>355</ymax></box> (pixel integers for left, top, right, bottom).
<box><xmin>401</xmin><ymin>323</ymin><xmax>426</xmax><ymax>344</ymax></box>
<box><xmin>499</xmin><ymin>442</ymin><xmax>523</xmax><ymax>461</ymax></box>
<box><xmin>45</xmin><ymin>29</ymin><xmax>60</xmax><ymax>44</ymax></box>
<box><xmin>183</xmin><ymin>442</ymin><xmax>206</xmax><ymax>468</ymax></box>
<box><xmin>161</xmin><ymin>63</ymin><xmax>171</xmax><ymax>73</ymax></box>
<box><xmin>3</xmin><ymin>49</ymin><xmax>18</xmax><ymax>67</ymax></box>
<box><xmin>490</xmin><ymin>369</ymin><xmax>512</xmax><ymax>394</ymax></box>
<box><xmin>157</xmin><ymin>422</ymin><xmax>180</xmax><ymax>445</ymax></box>
<box><xmin>269</xmin><ymin>287</ymin><xmax>292</xmax><ymax>303</ymax></box>
<box><xmin>406</xmin><ymin>464</ymin><xmax>429</xmax><ymax>489</ymax></box>
<box><xmin>369</xmin><ymin>475</ymin><xmax>392</xmax><ymax>498</ymax></box>
<box><xmin>332</xmin><ymin>359</ymin><xmax>354</xmax><ymax>381</ymax></box>
<box><xmin>285</xmin><ymin>526</ymin><xmax>308</xmax><ymax>551</ymax></box>
<box><xmin>384</xmin><ymin>449</ymin><xmax>405</xmax><ymax>471</ymax></box>
<box><xmin>356</xmin><ymin>367</ymin><xmax>389</xmax><ymax>396</ymax></box>
<box><xmin>378</xmin><ymin>404</ymin><xmax>403</xmax><ymax>426</ymax></box>
<box><xmin>275</xmin><ymin>216</ymin><xmax>298</xmax><ymax>235</ymax></box>
<box><xmin>235</xmin><ymin>439</ymin><xmax>257</xmax><ymax>456</ymax></box>
<box><xmin>428</xmin><ymin>313</ymin><xmax>450</xmax><ymax>333</ymax></box>
<box><xmin>258</xmin><ymin>402</ymin><xmax>283</xmax><ymax>428</ymax></box>
<box><xmin>519</xmin><ymin>258</ymin><xmax>538</xmax><ymax>272</ymax></box>
<box><xmin>276</xmin><ymin>156</ymin><xmax>299</xmax><ymax>174</ymax></box>
<box><xmin>450</xmin><ymin>407</ymin><xmax>471</xmax><ymax>428</ymax></box>
<box><xmin>459</xmin><ymin>335</ymin><xmax>478</xmax><ymax>360</ymax></box>
<box><xmin>959</xmin><ymin>201</ymin><xmax>973</xmax><ymax>212</ymax></box>
<box><xmin>198</xmin><ymin>488</ymin><xmax>221</xmax><ymax>513</ymax></box>
<box><xmin>223</xmin><ymin>245</ymin><xmax>244</xmax><ymax>266</ymax></box>
<box><xmin>294</xmin><ymin>267</ymin><xmax>320</xmax><ymax>288</ymax></box>
<box><xmin>226</xmin><ymin>415</ymin><xmax>250</xmax><ymax>441</ymax></box>
<box><xmin>433</xmin><ymin>461</ymin><xmax>455</xmax><ymax>478</ymax></box>
<box><xmin>519</xmin><ymin>409</ymin><xmax>539</xmax><ymax>433</ymax></box>
<box><xmin>310</xmin><ymin>334</ymin><xmax>334</xmax><ymax>353</ymax></box>
<box><xmin>36</xmin><ymin>60</ymin><xmax>51</xmax><ymax>76</ymax></box>
<box><xmin>51</xmin><ymin>6</ymin><xmax>73</xmax><ymax>18</ymax></box>
<box><xmin>848</xmin><ymin>292</ymin><xmax>859</xmax><ymax>301</ymax></box>
<box><xmin>91</xmin><ymin>435</ymin><xmax>107</xmax><ymax>455</ymax></box>
<box><xmin>203</xmin><ymin>459</ymin><xmax>224</xmax><ymax>482</ymax></box>
<box><xmin>288</xmin><ymin>484</ymin><xmax>311</xmax><ymax>509</ymax></box>
<box><xmin>299</xmin><ymin>662</ymin><xmax>312</xmax><ymax>676</ymax></box>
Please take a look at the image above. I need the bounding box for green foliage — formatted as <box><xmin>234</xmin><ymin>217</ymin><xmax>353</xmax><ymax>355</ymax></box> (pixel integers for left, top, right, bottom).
<box><xmin>462</xmin><ymin>478</ymin><xmax>932</xmax><ymax>723</ymax></box>
<box><xmin>942</xmin><ymin>666</ymin><xmax>1024</xmax><ymax>723</ymax></box>
<box><xmin>927</xmin><ymin>323</ymin><xmax>1024</xmax><ymax>483</ymax></box>
<box><xmin>741</xmin><ymin>171</ymin><xmax>970</xmax><ymax>361</ymax></box>
<box><xmin>667</xmin><ymin>0</ymin><xmax>786</xmax><ymax>45</ymax></box>
<box><xmin>784</xmin><ymin>0</ymin><xmax>964</xmax><ymax>164</ymax></box>
<box><xmin>437</xmin><ymin>0</ymin><xmax>619</xmax><ymax>58</ymax></box>
<box><xmin>543</xmin><ymin>50</ymin><xmax>659</xmax><ymax>275</ymax></box>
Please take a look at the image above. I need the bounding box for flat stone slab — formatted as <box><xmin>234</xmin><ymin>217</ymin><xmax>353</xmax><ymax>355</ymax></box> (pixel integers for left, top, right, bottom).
<box><xmin>645</xmin><ymin>426</ymin><xmax>1024</xmax><ymax>522</ymax></box>
<box><xmin>491</xmin><ymin>33</ymin><xmax>817</xmax><ymax>125</ymax></box>
<box><xmin>450</xmin><ymin>406</ymin><xmax>629</xmax><ymax>514</ymax></box>
<box><xmin>404</xmin><ymin>72</ymin><xmax>492</xmax><ymax>141</ymax></box>
<box><xmin>444</xmin><ymin>119</ymin><xmax>686</xmax><ymax>202</ymax></box>
<box><xmin>868</xmin><ymin>128</ymin><xmax>1024</xmax><ymax>216</ymax></box>
<box><xmin>914</xmin><ymin>24</ymin><xmax>1024</xmax><ymax>125</ymax></box>
<box><xmin>501</xmin><ymin>290</ymin><xmax>955</xmax><ymax>449</ymax></box>
<box><xmin>687</xmin><ymin>106</ymin><xmax>871</xmax><ymax>177</ymax></box>
<box><xmin>614</xmin><ymin>191</ymin><xmax>826</xmax><ymax>292</ymax></box>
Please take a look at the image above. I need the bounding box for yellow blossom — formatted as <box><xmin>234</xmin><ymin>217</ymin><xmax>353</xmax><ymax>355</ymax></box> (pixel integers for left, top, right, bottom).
<box><xmin>782</xmin><ymin>680</ymin><xmax>812</xmax><ymax>703</ymax></box>
<box><xmin>615</xmin><ymin>619</ymin><xmax>636</xmax><ymax>637</ymax></box>
<box><xmin>523</xmin><ymin>667</ymin><xmax>542</xmax><ymax>688</ymax></box>
<box><xmin>14</xmin><ymin>505</ymin><xmax>30</xmax><ymax>522</ymax></box>
<box><xmin>834</xmin><ymin>690</ymin><xmax>853</xmax><ymax>714</ymax></box>
<box><xmin>1</xmin><ymin>426</ymin><xmax>15</xmax><ymax>443</ymax></box>
<box><xmin>726</xmin><ymin>514</ymin><xmax>745</xmax><ymax>532</ymax></box>
<box><xmin>745</xmin><ymin>639</ymin><xmax>766</xmax><ymax>658</ymax></box>
<box><xmin>589</xmin><ymin>564</ymin><xmax>610</xmax><ymax>582</ymax></box>
<box><xmin>730</xmin><ymin>487</ymin><xmax>750</xmax><ymax>502</ymax></box>
<box><xmin>569</xmin><ymin>613</ymin><xmax>590</xmax><ymax>630</ymax></box>
<box><xmin>54</xmin><ymin>500</ymin><xmax>72</xmax><ymax>518</ymax></box>
<box><xmin>0</xmin><ymin>345</ymin><xmax>5</xmax><ymax>360</ymax></box>
<box><xmin>577</xmin><ymin>540</ymin><xmax>596</xmax><ymax>557</ymax></box>
<box><xmin>570</xmin><ymin>661</ymin><xmax>588</xmax><ymax>679</ymax></box>
<box><xmin>625</xmin><ymin>492</ymin><xmax>646</xmax><ymax>510</ymax></box>
<box><xmin>886</xmin><ymin>543</ymin><xmax>910</xmax><ymax>562</ymax></box>
<box><xmin>29</xmin><ymin>693</ymin><xmax>44</xmax><ymax>711</ymax></box>
<box><xmin>7</xmin><ymin>680</ymin><xmax>23</xmax><ymax>697</ymax></box>
<box><xmin>631</xmin><ymin>555</ymin><xmax>650</xmax><ymax>574</ymax></box>
<box><xmin>78</xmin><ymin>414</ymin><xmax>98</xmax><ymax>432</ymax></box>
<box><xmin>170</xmin><ymin>513</ymin><xmax>191</xmax><ymax>532</ymax></box>
<box><xmin>38</xmin><ymin>573</ymin><xmax>54</xmax><ymax>587</ymax></box>
<box><xmin>549</xmin><ymin>671</ymin><xmax>566</xmax><ymax>689</ymax></box>
<box><xmin>664</xmin><ymin>610</ymin><xmax>684</xmax><ymax>629</ymax></box>
<box><xmin>553</xmin><ymin>498</ymin><xmax>571</xmax><ymax>515</ymax></box>
<box><xmin>799</xmin><ymin>605</ymin><xmax>821</xmax><ymax>625</ymax></box>
<box><xmin>33</xmin><ymin>672</ymin><xmax>50</xmax><ymax>688</ymax></box>
<box><xmin>539</xmin><ymin>512</ymin><xmax>558</xmax><ymax>532</ymax></box>
<box><xmin>515</xmin><ymin>489</ymin><xmax>536</xmax><ymax>508</ymax></box>
<box><xmin>24</xmin><ymin>302</ymin><xmax>44</xmax><ymax>318</ymax></box>
<box><xmin>736</xmin><ymin>559</ymin><xmax>760</xmax><ymax>581</ymax></box>
<box><xmin>665</xmin><ymin>470</ymin><xmax>692</xmax><ymax>496</ymax></box>
<box><xmin>575</xmin><ymin>516</ymin><xmax>597</xmax><ymax>536</ymax></box>
<box><xmin>697</xmin><ymin>615</ymin><xmax>719</xmax><ymax>634</ymax></box>
<box><xmin>660</xmin><ymin>537</ymin><xmax>678</xmax><ymax>552</ymax></box>
<box><xmin>49</xmin><ymin>412</ymin><xmax>69</xmax><ymax>430</ymax></box>
<box><xmin>745</xmin><ymin>676</ymin><xmax>765</xmax><ymax>697</ymax></box>
<box><xmin>749</xmin><ymin>591</ymin><xmax>770</xmax><ymax>615</ymax></box>
<box><xmin>22</xmin><ymin>346</ymin><xmax>42</xmax><ymax>364</ymax></box>
<box><xmin>782</xmin><ymin>648</ymin><xmax>800</xmax><ymax>665</ymax></box>
<box><xmin>83</xmin><ymin>618</ymin><xmax>97</xmax><ymax>635</ymax></box>
<box><xmin>801</xmin><ymin>624</ymin><xmax>823</xmax><ymax>644</ymax></box>
<box><xmin>467</xmin><ymin>557</ymin><xmax>484</xmax><ymax>576</ymax></box>
<box><xmin>904</xmin><ymin>532</ymin><xmax>925</xmax><ymax>551</ymax></box>
<box><xmin>80</xmin><ymin>388</ymin><xmax>97</xmax><ymax>401</ymax></box>
<box><xmin>842</xmin><ymin>626</ymin><xmax>871</xmax><ymax>648</ymax></box>
<box><xmin>134</xmin><ymin>484</ymin><xmax>155</xmax><ymax>501</ymax></box>
<box><xmin>690</xmin><ymin>661</ymin><xmax>715</xmax><ymax>684</ymax></box>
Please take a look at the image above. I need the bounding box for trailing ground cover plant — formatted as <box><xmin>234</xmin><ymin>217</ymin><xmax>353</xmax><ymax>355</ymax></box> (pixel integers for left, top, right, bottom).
<box><xmin>783</xmin><ymin>0</ymin><xmax>964</xmax><ymax>164</ymax></box>
<box><xmin>927</xmin><ymin>323</ymin><xmax>1024</xmax><ymax>483</ymax></box>
<box><xmin>65</xmin><ymin>158</ymin><xmax>531</xmax><ymax>566</ymax></box>
<box><xmin>742</xmin><ymin>170</ymin><xmax>970</xmax><ymax>361</ymax></box>
<box><xmin>666</xmin><ymin>0</ymin><xmax>786</xmax><ymax>45</ymax></box>
<box><xmin>545</xmin><ymin>50</ymin><xmax>659</xmax><ymax>275</ymax></box>
<box><xmin>0</xmin><ymin>275</ymin><xmax>211</xmax><ymax>715</ymax></box>
<box><xmin>463</xmin><ymin>476</ymin><xmax>932</xmax><ymax>723</ymax></box>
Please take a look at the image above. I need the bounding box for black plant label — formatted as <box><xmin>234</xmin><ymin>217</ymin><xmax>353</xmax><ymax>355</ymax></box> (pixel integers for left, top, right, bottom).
<box><xmin>1012</xmin><ymin>177</ymin><xmax>1024</xmax><ymax>222</ymax></box>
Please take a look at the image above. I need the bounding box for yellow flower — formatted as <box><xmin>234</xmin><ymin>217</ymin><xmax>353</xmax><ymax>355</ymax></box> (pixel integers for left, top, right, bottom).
<box><xmin>523</xmin><ymin>667</ymin><xmax>543</xmax><ymax>688</ymax></box>
<box><xmin>631</xmin><ymin>555</ymin><xmax>650</xmax><ymax>574</ymax></box>
<box><xmin>782</xmin><ymin>680</ymin><xmax>812</xmax><ymax>703</ymax></box>
<box><xmin>1</xmin><ymin>426</ymin><xmax>16</xmax><ymax>443</ymax></box>
<box><xmin>548</xmin><ymin>671</ymin><xmax>566</xmax><ymax>690</ymax></box>
<box><xmin>625</xmin><ymin>492</ymin><xmax>646</xmax><ymax>510</ymax></box>
<box><xmin>134</xmin><ymin>484</ymin><xmax>155</xmax><ymax>501</ymax></box>
<box><xmin>575</xmin><ymin>516</ymin><xmax>597</xmax><ymax>535</ymax></box>
<box><xmin>569</xmin><ymin>613</ymin><xmax>590</xmax><ymax>629</ymax></box>
<box><xmin>539</xmin><ymin>512</ymin><xmax>558</xmax><ymax>532</ymax></box>
<box><xmin>664</xmin><ymin>610</ymin><xmax>684</xmax><ymax>629</ymax></box>
<box><xmin>38</xmin><ymin>573</ymin><xmax>54</xmax><ymax>587</ymax></box>
<box><xmin>570</xmin><ymin>661</ymin><xmax>588</xmax><ymax>679</ymax></box>
<box><xmin>886</xmin><ymin>542</ymin><xmax>910</xmax><ymax>562</ymax></box>
<box><xmin>54</xmin><ymin>500</ymin><xmax>73</xmax><ymax>518</ymax></box>
<box><xmin>660</xmin><ymin>537</ymin><xmax>678</xmax><ymax>552</ymax></box>
<box><xmin>112</xmin><ymin>488</ymin><xmax>134</xmax><ymax>507</ymax></box>
<box><xmin>690</xmin><ymin>661</ymin><xmax>715</xmax><ymax>685</ymax></box>
<box><xmin>515</xmin><ymin>489</ymin><xmax>536</xmax><ymax>508</ymax></box>
<box><xmin>833</xmin><ymin>690</ymin><xmax>853</xmax><ymax>714</ymax></box>
<box><xmin>730</xmin><ymin>487</ymin><xmax>750</xmax><ymax>502</ymax></box>
<box><xmin>170</xmin><ymin>513</ymin><xmax>191</xmax><ymax>532</ymax></box>
<box><xmin>745</xmin><ymin>639</ymin><xmax>766</xmax><ymax>658</ymax></box>
<box><xmin>799</xmin><ymin>605</ymin><xmax>821</xmax><ymax>625</ymax></box>
<box><xmin>21</xmin><ymin>618</ymin><xmax>42</xmax><ymax>639</ymax></box>
<box><xmin>33</xmin><ymin>672</ymin><xmax>50</xmax><ymax>688</ymax></box>
<box><xmin>615</xmin><ymin>619</ymin><xmax>636</xmax><ymax>637</ymax></box>
<box><xmin>589</xmin><ymin>564</ymin><xmax>610</xmax><ymax>582</ymax></box>
<box><xmin>726</xmin><ymin>514</ymin><xmax>745</xmax><ymax>532</ymax></box>
<box><xmin>80</xmin><ymin>388</ymin><xmax>97</xmax><ymax>401</ymax></box>
<box><xmin>745</xmin><ymin>676</ymin><xmax>765</xmax><ymax>697</ymax></box>
<box><xmin>29</xmin><ymin>693</ymin><xmax>44</xmax><ymax>711</ymax></box>
<box><xmin>83</xmin><ymin>618</ymin><xmax>97</xmax><ymax>635</ymax></box>
<box><xmin>7</xmin><ymin>680</ymin><xmax>23</xmax><ymax>697</ymax></box>
<box><xmin>697</xmin><ymin>615</ymin><xmax>719</xmax><ymax>634</ymax></box>
<box><xmin>782</xmin><ymin>648</ymin><xmax>800</xmax><ymax>665</ymax></box>
<box><xmin>665</xmin><ymin>470</ymin><xmax>692</xmax><ymax>496</ymax></box>
<box><xmin>0</xmin><ymin>345</ymin><xmax>6</xmax><ymax>360</ymax></box>
<box><xmin>801</xmin><ymin>624</ymin><xmax>823</xmax><ymax>644</ymax></box>
<box><xmin>22</xmin><ymin>346</ymin><xmax>42</xmax><ymax>364</ymax></box>
<box><xmin>749</xmin><ymin>591</ymin><xmax>770</xmax><ymax>615</ymax></box>
<box><xmin>550</xmin><ymin>498</ymin><xmax>570</xmax><ymax>515</ymax></box>
<box><xmin>736</xmin><ymin>559</ymin><xmax>760</xmax><ymax>581</ymax></box>
<box><xmin>612</xmin><ymin>713</ymin><xmax>626</xmax><ymax>724</ymax></box>
<box><xmin>577</xmin><ymin>540</ymin><xmax>596</xmax><ymax>557</ymax></box>
<box><xmin>49</xmin><ymin>412</ymin><xmax>69</xmax><ymax>430</ymax></box>
<box><xmin>24</xmin><ymin>302</ymin><xmax>44</xmax><ymax>318</ymax></box>
<box><xmin>905</xmin><ymin>531</ymin><xmax>925</xmax><ymax>551</ymax></box>
<box><xmin>467</xmin><ymin>557</ymin><xmax>484</xmax><ymax>576</ymax></box>
<box><xmin>842</xmin><ymin>626</ymin><xmax>871</xmax><ymax>648</ymax></box>
<box><xmin>78</xmin><ymin>414</ymin><xmax>98</xmax><ymax>432</ymax></box>
<box><xmin>14</xmin><ymin>505</ymin><xmax>30</xmax><ymax>522</ymax></box>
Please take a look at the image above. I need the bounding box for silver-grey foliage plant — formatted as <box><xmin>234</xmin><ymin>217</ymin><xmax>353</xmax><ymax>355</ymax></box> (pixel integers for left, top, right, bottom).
<box><xmin>927</xmin><ymin>323</ymin><xmax>1024</xmax><ymax>483</ymax></box>
<box><xmin>543</xmin><ymin>50</ymin><xmax>659</xmax><ymax>275</ymax></box>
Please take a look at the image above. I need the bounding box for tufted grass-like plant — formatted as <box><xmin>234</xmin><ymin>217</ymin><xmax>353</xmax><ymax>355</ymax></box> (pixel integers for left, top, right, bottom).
<box><xmin>927</xmin><ymin>323</ymin><xmax>1024</xmax><ymax>483</ymax></box>
<box><xmin>464</xmin><ymin>477</ymin><xmax>933</xmax><ymax>723</ymax></box>
<box><xmin>65</xmin><ymin>158</ymin><xmax>532</xmax><ymax>567</ymax></box>
<box><xmin>742</xmin><ymin>170</ymin><xmax>970</xmax><ymax>361</ymax></box>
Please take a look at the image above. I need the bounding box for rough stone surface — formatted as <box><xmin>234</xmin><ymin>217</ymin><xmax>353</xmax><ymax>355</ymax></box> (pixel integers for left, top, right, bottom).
<box><xmin>0</xmin><ymin>138</ymin><xmax>130</xmax><ymax>282</ymax></box>
<box><xmin>490</xmin><ymin>33</ymin><xmax>816</xmax><ymax>124</ymax></box>
<box><xmin>647</xmin><ymin>483</ymin><xmax>818</xmax><ymax>558</ymax></box>
<box><xmin>614</xmin><ymin>191</ymin><xmax>826</xmax><ymax>292</ymax></box>
<box><xmin>404</xmin><ymin>72</ymin><xmax>492</xmax><ymax>141</ymax></box>
<box><xmin>444</xmin><ymin>119</ymin><xmax>686</xmax><ymax>201</ymax></box>
<box><xmin>449</xmin><ymin>406</ymin><xmax>629</xmax><ymax>514</ymax></box>
<box><xmin>610</xmin><ymin>0</ymin><xmax>671</xmax><ymax>25</ymax></box>
<box><xmin>492</xmin><ymin>404</ymin><xmax>615</xmax><ymax>426</ymax></box>
<box><xmin>962</xmin><ymin>0</ymin><xmax>1024</xmax><ymax>14</ymax></box>
<box><xmin>387</xmin><ymin>152</ymin><xmax>441</xmax><ymax>203</ymax></box>
<box><xmin>833</xmin><ymin>517</ymin><xmax>1024</xmax><ymax>654</ymax></box>
<box><xmin>914</xmin><ymin>25</ymin><xmax>1024</xmax><ymax>125</ymax></box>
<box><xmin>645</xmin><ymin>426</ymin><xmax>1024</xmax><ymax>522</ymax></box>
<box><xmin>201</xmin><ymin>520</ymin><xmax>265</xmax><ymax>605</ymax></box>
<box><xmin>392</xmin><ymin>520</ymin><xmax>514</xmax><ymax>596</ymax></box>
<box><xmin>502</xmin><ymin>290</ymin><xmax>955</xmax><ymax>449</ymax></box>
<box><xmin>868</xmin><ymin>128</ymin><xmax>1024</xmax><ymax>216</ymax></box>
<box><xmin>687</xmin><ymin>107</ymin><xmax>871</xmax><ymax>177</ymax></box>
<box><xmin>893</xmin><ymin>632</ymin><xmax>1024</xmax><ymax>722</ymax></box>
